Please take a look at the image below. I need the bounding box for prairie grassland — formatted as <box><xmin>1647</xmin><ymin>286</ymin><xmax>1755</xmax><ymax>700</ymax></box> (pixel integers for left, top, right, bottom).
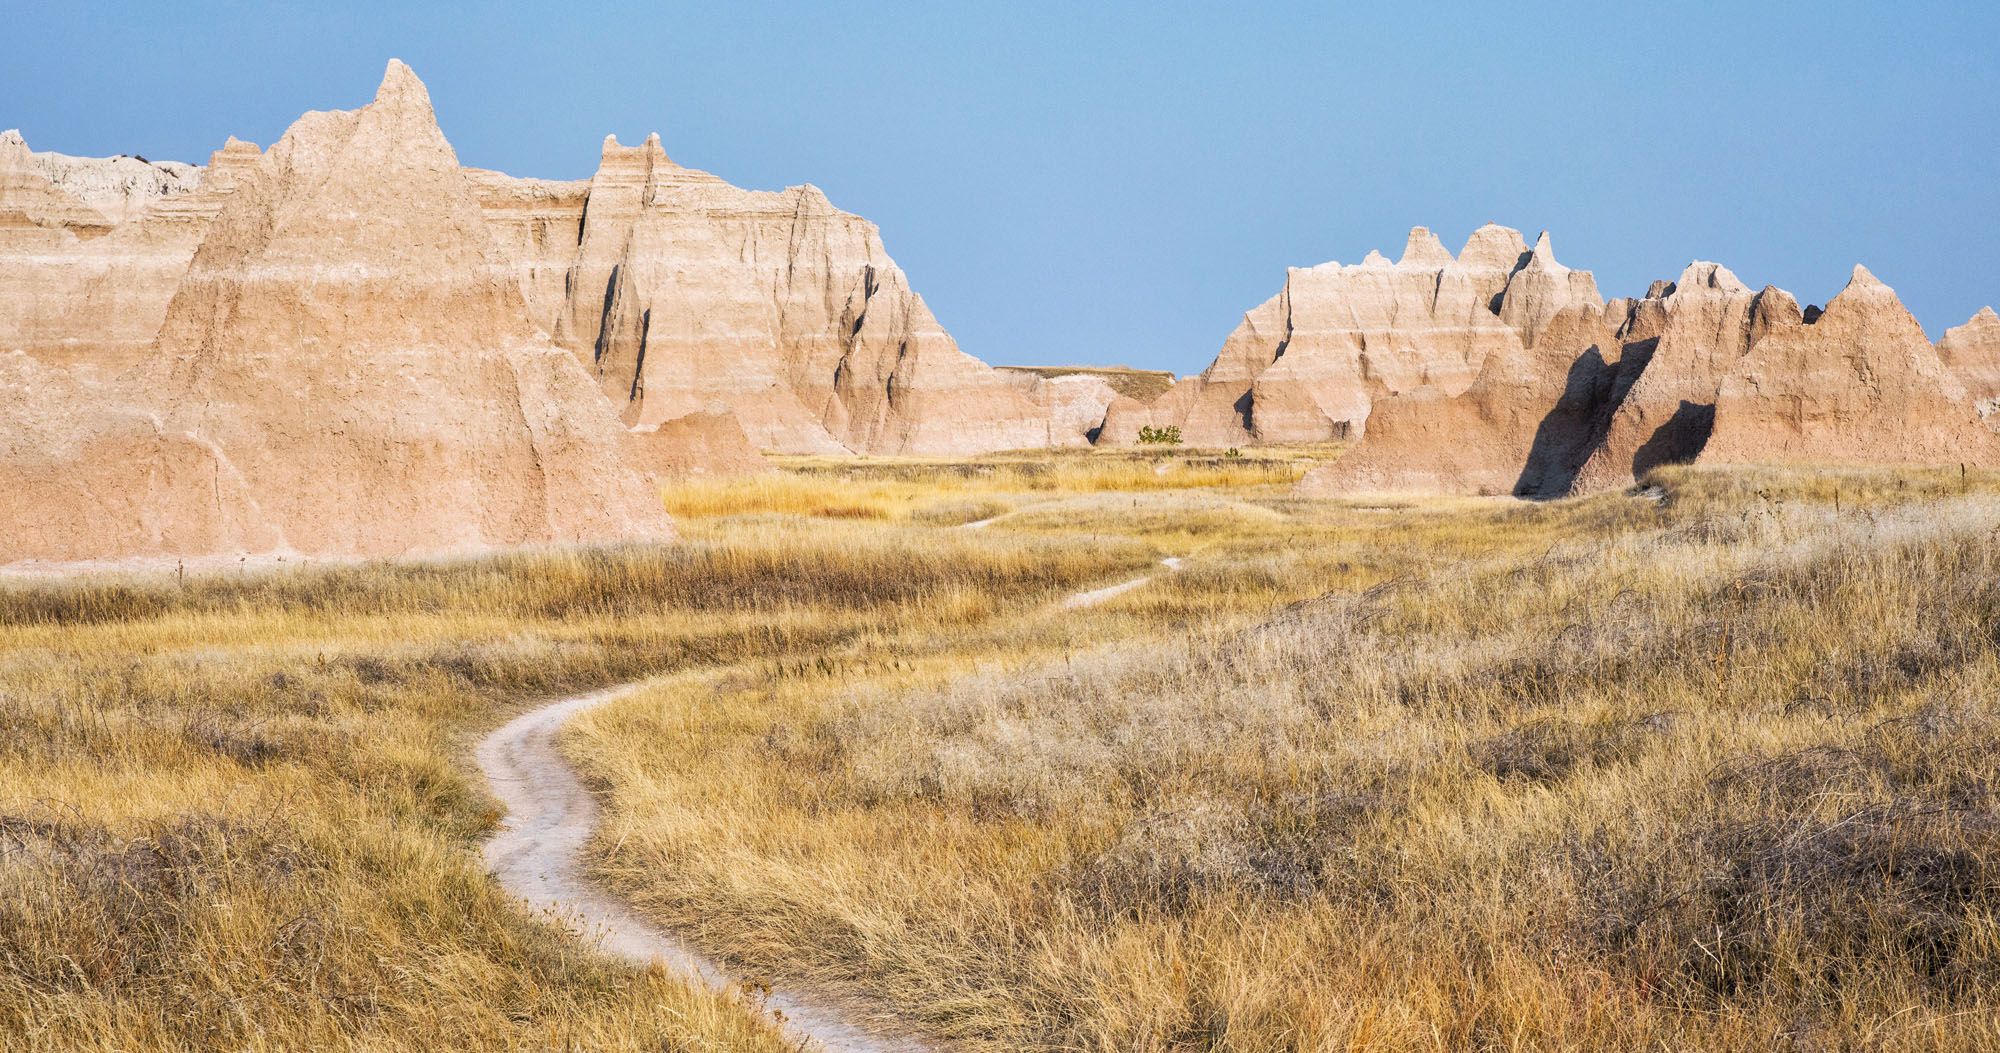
<box><xmin>9</xmin><ymin>453</ymin><xmax>2000</xmax><ymax>1052</ymax></box>
<box><xmin>0</xmin><ymin>523</ymin><xmax>1151</xmax><ymax>1051</ymax></box>
<box><xmin>579</xmin><ymin>461</ymin><xmax>2000</xmax><ymax>1052</ymax></box>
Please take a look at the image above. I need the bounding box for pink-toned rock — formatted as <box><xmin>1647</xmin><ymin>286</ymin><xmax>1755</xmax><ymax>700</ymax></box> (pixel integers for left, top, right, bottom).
<box><xmin>464</xmin><ymin>167</ymin><xmax>590</xmax><ymax>333</ymax></box>
<box><xmin>2</xmin><ymin>61</ymin><xmax>671</xmax><ymax>565</ymax></box>
<box><xmin>630</xmin><ymin>409</ymin><xmax>771</xmax><ymax>479</ymax></box>
<box><xmin>0</xmin><ymin>132</ymin><xmax>258</xmax><ymax>374</ymax></box>
<box><xmin>0</xmin><ymin>352</ymin><xmax>275</xmax><ymax>563</ymax></box>
<box><xmin>997</xmin><ymin>369</ymin><xmax>1122</xmax><ymax>447</ymax></box>
<box><xmin>1300</xmin><ymin>295</ymin><xmax>1632</xmax><ymax>497</ymax></box>
<box><xmin>1701</xmin><ymin>267</ymin><xmax>2000</xmax><ymax>469</ymax></box>
<box><xmin>146</xmin><ymin>60</ymin><xmax>671</xmax><ymax>558</ymax></box>
<box><xmin>1105</xmin><ymin>225</ymin><xmax>1601</xmax><ymax>447</ymax></box>
<box><xmin>5</xmin><ymin>73</ymin><xmax>1096</xmax><ymax>463</ymax></box>
<box><xmin>532</xmin><ymin>133</ymin><xmax>1061</xmax><ymax>456</ymax></box>
<box><xmin>1497</xmin><ymin>231</ymin><xmax>1604</xmax><ymax>348</ymax></box>
<box><xmin>1566</xmin><ymin>263</ymin><xmax>1802</xmax><ymax>492</ymax></box>
<box><xmin>1939</xmin><ymin>306</ymin><xmax>2000</xmax><ymax>419</ymax></box>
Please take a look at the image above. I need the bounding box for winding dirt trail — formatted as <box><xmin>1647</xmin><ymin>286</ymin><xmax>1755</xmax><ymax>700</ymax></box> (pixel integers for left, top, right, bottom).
<box><xmin>475</xmin><ymin>556</ymin><xmax>1184</xmax><ymax>1051</ymax></box>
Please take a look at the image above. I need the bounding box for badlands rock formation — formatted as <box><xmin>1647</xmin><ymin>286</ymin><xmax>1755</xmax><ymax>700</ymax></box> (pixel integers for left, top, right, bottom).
<box><xmin>1701</xmin><ymin>267</ymin><xmax>2000</xmax><ymax>468</ymax></box>
<box><xmin>0</xmin><ymin>131</ymin><xmax>258</xmax><ymax>373</ymax></box>
<box><xmin>1939</xmin><ymin>306</ymin><xmax>2000</xmax><ymax>418</ymax></box>
<box><xmin>0</xmin><ymin>351</ymin><xmax>274</xmax><ymax>562</ymax></box>
<box><xmin>1564</xmin><ymin>264</ymin><xmax>1804</xmax><ymax>493</ymax></box>
<box><xmin>6</xmin><ymin>91</ymin><xmax>1095</xmax><ymax>460</ymax></box>
<box><xmin>1</xmin><ymin>61</ymin><xmax>670</xmax><ymax>563</ymax></box>
<box><xmin>1168</xmin><ymin>218</ymin><xmax>2000</xmax><ymax>496</ymax></box>
<box><xmin>1104</xmin><ymin>225</ymin><xmax>1601</xmax><ymax>448</ymax></box>
<box><xmin>506</xmin><ymin>132</ymin><xmax>1072</xmax><ymax>455</ymax></box>
<box><xmin>1303</xmin><ymin>299</ymin><xmax>1631</xmax><ymax>497</ymax></box>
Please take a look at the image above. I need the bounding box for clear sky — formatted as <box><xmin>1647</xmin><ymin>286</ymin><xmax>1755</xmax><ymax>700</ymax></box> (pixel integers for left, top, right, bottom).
<box><xmin>8</xmin><ymin>1</ymin><xmax>1996</xmax><ymax>374</ymax></box>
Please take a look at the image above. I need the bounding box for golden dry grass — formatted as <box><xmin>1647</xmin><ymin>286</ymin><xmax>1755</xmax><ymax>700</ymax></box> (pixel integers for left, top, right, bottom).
<box><xmin>577</xmin><ymin>461</ymin><xmax>2000</xmax><ymax>1052</ymax></box>
<box><xmin>10</xmin><ymin>451</ymin><xmax>2000</xmax><ymax>1051</ymax></box>
<box><xmin>0</xmin><ymin>522</ymin><xmax>1149</xmax><ymax>1051</ymax></box>
<box><xmin>660</xmin><ymin>446</ymin><xmax>1333</xmax><ymax>523</ymax></box>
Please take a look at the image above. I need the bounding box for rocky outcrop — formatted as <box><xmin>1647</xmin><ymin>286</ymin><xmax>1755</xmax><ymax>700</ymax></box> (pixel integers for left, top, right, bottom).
<box><xmin>1298</xmin><ymin>246</ymin><xmax>2000</xmax><ymax>496</ymax></box>
<box><xmin>1300</xmin><ymin>298</ymin><xmax>1630</xmax><ymax>497</ymax></box>
<box><xmin>1</xmin><ymin>61</ymin><xmax>671</xmax><ymax>564</ymax></box>
<box><xmin>1496</xmin><ymin>231</ymin><xmax>1604</xmax><ymax>348</ymax></box>
<box><xmin>464</xmin><ymin>167</ymin><xmax>589</xmax><ymax>333</ymax></box>
<box><xmin>1939</xmin><ymin>306</ymin><xmax>2000</xmax><ymax>419</ymax></box>
<box><xmin>631</xmin><ymin>409</ymin><xmax>771</xmax><ymax>480</ymax></box>
<box><xmin>527</xmin><ymin>133</ymin><xmax>1062</xmax><ymax>456</ymax></box>
<box><xmin>1104</xmin><ymin>225</ymin><xmax>1602</xmax><ymax>448</ymax></box>
<box><xmin>0</xmin><ymin>132</ymin><xmax>259</xmax><ymax>374</ymax></box>
<box><xmin>1564</xmin><ymin>263</ymin><xmax>1803</xmax><ymax>492</ymax></box>
<box><xmin>7</xmin><ymin>91</ymin><xmax>1093</xmax><ymax>461</ymax></box>
<box><xmin>1701</xmin><ymin>267</ymin><xmax>2000</xmax><ymax>468</ymax></box>
<box><xmin>6</xmin><ymin>134</ymin><xmax>203</xmax><ymax>224</ymax></box>
<box><xmin>995</xmin><ymin>370</ymin><xmax>1121</xmax><ymax>447</ymax></box>
<box><xmin>996</xmin><ymin>365</ymin><xmax>1178</xmax><ymax>402</ymax></box>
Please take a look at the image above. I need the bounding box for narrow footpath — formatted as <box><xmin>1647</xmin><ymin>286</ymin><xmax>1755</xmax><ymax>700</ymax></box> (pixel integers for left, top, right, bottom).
<box><xmin>475</xmin><ymin>557</ymin><xmax>1184</xmax><ymax>1050</ymax></box>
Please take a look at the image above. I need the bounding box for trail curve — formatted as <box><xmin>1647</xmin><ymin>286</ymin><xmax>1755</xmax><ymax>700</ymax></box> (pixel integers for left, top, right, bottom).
<box><xmin>475</xmin><ymin>556</ymin><xmax>1185</xmax><ymax>1049</ymax></box>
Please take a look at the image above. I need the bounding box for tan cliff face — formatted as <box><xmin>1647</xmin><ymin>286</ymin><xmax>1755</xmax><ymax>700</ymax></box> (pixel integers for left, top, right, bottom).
<box><xmin>1939</xmin><ymin>306</ymin><xmax>2000</xmax><ymax>419</ymax></box>
<box><xmin>493</xmin><ymin>133</ymin><xmax>1079</xmax><ymax>456</ymax></box>
<box><xmin>0</xmin><ymin>131</ymin><xmax>258</xmax><ymax>375</ymax></box>
<box><xmin>1701</xmin><ymin>267</ymin><xmax>2000</xmax><ymax>469</ymax></box>
<box><xmin>3</xmin><ymin>101</ymin><xmax>1101</xmax><ymax>459</ymax></box>
<box><xmin>1299</xmin><ymin>248</ymin><xmax>2000</xmax><ymax>496</ymax></box>
<box><xmin>1301</xmin><ymin>296</ymin><xmax>1633</xmax><ymax>498</ymax></box>
<box><xmin>1102</xmin><ymin>224</ymin><xmax>1603</xmax><ymax>449</ymax></box>
<box><xmin>1560</xmin><ymin>263</ymin><xmax>1811</xmax><ymax>493</ymax></box>
<box><xmin>630</xmin><ymin>409</ymin><xmax>771</xmax><ymax>480</ymax></box>
<box><xmin>1</xmin><ymin>61</ymin><xmax>671</xmax><ymax>564</ymax></box>
<box><xmin>0</xmin><ymin>351</ymin><xmax>276</xmax><ymax>563</ymax></box>
<box><xmin>6</xmin><ymin>62</ymin><xmax>1996</xmax><ymax>534</ymax></box>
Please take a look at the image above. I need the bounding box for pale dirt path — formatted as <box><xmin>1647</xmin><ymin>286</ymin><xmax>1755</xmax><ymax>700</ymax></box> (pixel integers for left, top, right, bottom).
<box><xmin>477</xmin><ymin>682</ymin><xmax>931</xmax><ymax>1053</ymax></box>
<box><xmin>1062</xmin><ymin>556</ymin><xmax>1183</xmax><ymax>608</ymax></box>
<box><xmin>475</xmin><ymin>557</ymin><xmax>1184</xmax><ymax>1051</ymax></box>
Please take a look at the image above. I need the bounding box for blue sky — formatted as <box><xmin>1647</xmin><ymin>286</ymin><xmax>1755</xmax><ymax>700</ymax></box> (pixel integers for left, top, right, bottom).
<box><xmin>8</xmin><ymin>1</ymin><xmax>1996</xmax><ymax>373</ymax></box>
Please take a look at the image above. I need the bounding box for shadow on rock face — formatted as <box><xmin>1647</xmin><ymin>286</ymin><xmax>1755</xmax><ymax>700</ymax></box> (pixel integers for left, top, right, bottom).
<box><xmin>1631</xmin><ymin>399</ymin><xmax>1717</xmax><ymax>480</ymax></box>
<box><xmin>1514</xmin><ymin>346</ymin><xmax>1619</xmax><ymax>498</ymax></box>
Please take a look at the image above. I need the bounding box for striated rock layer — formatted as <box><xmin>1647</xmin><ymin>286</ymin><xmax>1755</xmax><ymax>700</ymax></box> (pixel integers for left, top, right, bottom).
<box><xmin>0</xmin><ymin>130</ymin><xmax>259</xmax><ymax>374</ymax></box>
<box><xmin>502</xmin><ymin>133</ymin><xmax>1077</xmax><ymax>455</ymax></box>
<box><xmin>1104</xmin><ymin>225</ymin><xmax>1602</xmax><ymax>448</ymax></box>
<box><xmin>1939</xmin><ymin>306</ymin><xmax>2000</xmax><ymax>419</ymax></box>
<box><xmin>2</xmin><ymin>61</ymin><xmax>671</xmax><ymax>564</ymax></box>
<box><xmin>1302</xmin><ymin>298</ymin><xmax>1634</xmax><ymax>497</ymax></box>
<box><xmin>1298</xmin><ymin>239</ymin><xmax>2000</xmax><ymax>496</ymax></box>
<box><xmin>1701</xmin><ymin>268</ymin><xmax>2000</xmax><ymax>468</ymax></box>
<box><xmin>6</xmin><ymin>110</ymin><xmax>1097</xmax><ymax>458</ymax></box>
<box><xmin>1563</xmin><ymin>264</ymin><xmax>1804</xmax><ymax>493</ymax></box>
